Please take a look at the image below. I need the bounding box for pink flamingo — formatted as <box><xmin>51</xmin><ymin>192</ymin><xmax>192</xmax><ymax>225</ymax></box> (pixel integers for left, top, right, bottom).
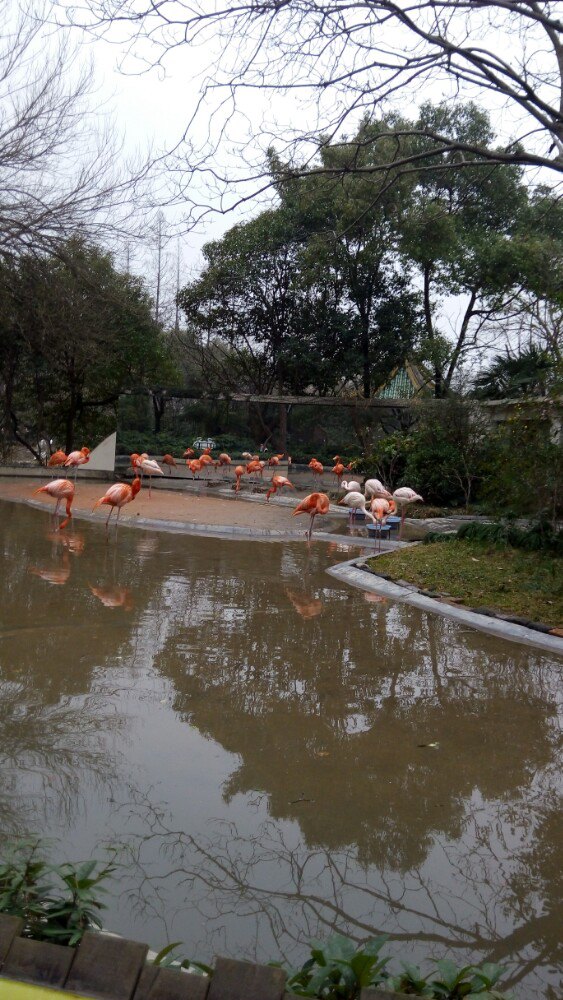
<box><xmin>370</xmin><ymin>497</ymin><xmax>396</xmax><ymax>551</ymax></box>
<box><xmin>234</xmin><ymin>464</ymin><xmax>245</xmax><ymax>494</ymax></box>
<box><xmin>34</xmin><ymin>479</ymin><xmax>75</xmax><ymax>530</ymax></box>
<box><xmin>161</xmin><ymin>454</ymin><xmax>177</xmax><ymax>476</ymax></box>
<box><xmin>265</xmin><ymin>475</ymin><xmax>294</xmax><ymax>501</ymax></box>
<box><xmin>92</xmin><ymin>476</ymin><xmax>142</xmax><ymax>530</ymax></box>
<box><xmin>293</xmin><ymin>492</ymin><xmax>330</xmax><ymax>541</ymax></box>
<box><xmin>188</xmin><ymin>458</ymin><xmax>203</xmax><ymax>479</ymax></box>
<box><xmin>64</xmin><ymin>446</ymin><xmax>90</xmax><ymax>482</ymax></box>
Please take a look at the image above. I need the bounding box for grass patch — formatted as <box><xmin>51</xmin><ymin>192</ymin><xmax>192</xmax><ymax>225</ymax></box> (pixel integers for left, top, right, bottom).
<box><xmin>368</xmin><ymin>539</ymin><xmax>563</xmax><ymax>627</ymax></box>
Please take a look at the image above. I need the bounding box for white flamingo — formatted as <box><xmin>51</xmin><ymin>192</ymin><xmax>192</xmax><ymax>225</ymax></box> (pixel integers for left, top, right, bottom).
<box><xmin>340</xmin><ymin>479</ymin><xmax>362</xmax><ymax>493</ymax></box>
<box><xmin>364</xmin><ymin>478</ymin><xmax>393</xmax><ymax>500</ymax></box>
<box><xmin>338</xmin><ymin>490</ymin><xmax>376</xmax><ymax>525</ymax></box>
<box><xmin>392</xmin><ymin>487</ymin><xmax>423</xmax><ymax>538</ymax></box>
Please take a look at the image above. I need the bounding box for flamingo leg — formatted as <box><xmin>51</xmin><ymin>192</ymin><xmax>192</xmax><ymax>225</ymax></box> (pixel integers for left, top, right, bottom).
<box><xmin>105</xmin><ymin>506</ymin><xmax>113</xmax><ymax>529</ymax></box>
<box><xmin>148</xmin><ymin>475</ymin><xmax>152</xmax><ymax>499</ymax></box>
<box><xmin>400</xmin><ymin>508</ymin><xmax>406</xmax><ymax>540</ymax></box>
<box><xmin>115</xmin><ymin>506</ymin><xmax>121</xmax><ymax>528</ymax></box>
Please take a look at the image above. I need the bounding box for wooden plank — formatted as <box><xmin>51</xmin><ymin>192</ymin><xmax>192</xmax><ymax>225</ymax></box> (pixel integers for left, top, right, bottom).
<box><xmin>133</xmin><ymin>965</ymin><xmax>159</xmax><ymax>1000</ymax></box>
<box><xmin>2</xmin><ymin>936</ymin><xmax>74</xmax><ymax>987</ymax></box>
<box><xmin>123</xmin><ymin>389</ymin><xmax>417</xmax><ymax>408</ymax></box>
<box><xmin>207</xmin><ymin>957</ymin><xmax>286</xmax><ymax>1000</ymax></box>
<box><xmin>135</xmin><ymin>966</ymin><xmax>210</xmax><ymax>999</ymax></box>
<box><xmin>0</xmin><ymin>915</ymin><xmax>24</xmax><ymax>965</ymax></box>
<box><xmin>64</xmin><ymin>931</ymin><xmax>148</xmax><ymax>999</ymax></box>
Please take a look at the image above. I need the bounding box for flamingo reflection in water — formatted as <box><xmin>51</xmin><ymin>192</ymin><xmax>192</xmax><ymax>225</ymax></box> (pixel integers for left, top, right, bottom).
<box><xmin>286</xmin><ymin>589</ymin><xmax>323</xmax><ymax>620</ymax></box>
<box><xmin>89</xmin><ymin>585</ymin><xmax>134</xmax><ymax>610</ymax></box>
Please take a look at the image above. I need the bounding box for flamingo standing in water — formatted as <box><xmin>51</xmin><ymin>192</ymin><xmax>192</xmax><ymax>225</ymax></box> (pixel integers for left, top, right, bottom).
<box><xmin>161</xmin><ymin>454</ymin><xmax>177</xmax><ymax>475</ymax></box>
<box><xmin>265</xmin><ymin>475</ymin><xmax>294</xmax><ymax>501</ymax></box>
<box><xmin>293</xmin><ymin>492</ymin><xmax>330</xmax><ymax>540</ymax></box>
<box><xmin>92</xmin><ymin>476</ymin><xmax>141</xmax><ymax>529</ymax></box>
<box><xmin>218</xmin><ymin>453</ymin><xmax>232</xmax><ymax>469</ymax></box>
<box><xmin>34</xmin><ymin>479</ymin><xmax>75</xmax><ymax>530</ymax></box>
<box><xmin>370</xmin><ymin>497</ymin><xmax>396</xmax><ymax>551</ymax></box>
<box><xmin>183</xmin><ymin>447</ymin><xmax>195</xmax><ymax>459</ymax></box>
<box><xmin>64</xmin><ymin>446</ymin><xmax>90</xmax><ymax>482</ymax></box>
<box><xmin>338</xmin><ymin>490</ymin><xmax>376</xmax><ymax>525</ymax></box>
<box><xmin>392</xmin><ymin>487</ymin><xmax>423</xmax><ymax>538</ymax></box>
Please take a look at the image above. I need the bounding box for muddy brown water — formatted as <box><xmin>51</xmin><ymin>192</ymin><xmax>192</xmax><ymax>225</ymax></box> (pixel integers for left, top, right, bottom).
<box><xmin>0</xmin><ymin>500</ymin><xmax>561</xmax><ymax>997</ymax></box>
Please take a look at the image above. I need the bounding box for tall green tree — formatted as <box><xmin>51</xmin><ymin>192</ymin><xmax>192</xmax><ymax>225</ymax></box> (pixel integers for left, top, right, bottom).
<box><xmin>273</xmin><ymin>121</ymin><xmax>422</xmax><ymax>398</ymax></box>
<box><xmin>401</xmin><ymin>103</ymin><xmax>563</xmax><ymax>396</ymax></box>
<box><xmin>0</xmin><ymin>238</ymin><xmax>177</xmax><ymax>458</ymax></box>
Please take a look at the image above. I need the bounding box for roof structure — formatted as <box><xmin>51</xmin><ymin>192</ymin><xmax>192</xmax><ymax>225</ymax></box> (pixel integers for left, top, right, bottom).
<box><xmin>376</xmin><ymin>360</ymin><xmax>435</xmax><ymax>399</ymax></box>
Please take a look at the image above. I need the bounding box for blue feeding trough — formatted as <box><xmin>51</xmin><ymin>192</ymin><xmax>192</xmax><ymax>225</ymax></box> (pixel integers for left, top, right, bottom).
<box><xmin>367</xmin><ymin>523</ymin><xmax>391</xmax><ymax>538</ymax></box>
<box><xmin>387</xmin><ymin>516</ymin><xmax>401</xmax><ymax>532</ymax></box>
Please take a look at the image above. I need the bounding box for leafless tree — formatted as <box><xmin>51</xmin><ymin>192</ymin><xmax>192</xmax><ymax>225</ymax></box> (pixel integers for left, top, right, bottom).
<box><xmin>0</xmin><ymin>2</ymin><xmax>152</xmax><ymax>261</ymax></box>
<box><xmin>58</xmin><ymin>1</ymin><xmax>563</xmax><ymax>221</ymax></box>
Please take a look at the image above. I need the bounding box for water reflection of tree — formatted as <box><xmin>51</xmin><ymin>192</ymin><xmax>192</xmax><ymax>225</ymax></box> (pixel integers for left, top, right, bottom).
<box><xmin>0</xmin><ymin>505</ymin><xmax>162</xmax><ymax>833</ymax></box>
<box><xmin>148</xmin><ymin>542</ymin><xmax>559</xmax><ymax>874</ymax></box>
<box><xmin>118</xmin><ymin>786</ymin><xmax>561</xmax><ymax>996</ymax></box>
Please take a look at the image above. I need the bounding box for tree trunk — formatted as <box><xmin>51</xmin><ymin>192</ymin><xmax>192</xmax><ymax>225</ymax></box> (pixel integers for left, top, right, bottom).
<box><xmin>423</xmin><ymin>264</ymin><xmax>444</xmax><ymax>399</ymax></box>
<box><xmin>361</xmin><ymin>318</ymin><xmax>371</xmax><ymax>398</ymax></box>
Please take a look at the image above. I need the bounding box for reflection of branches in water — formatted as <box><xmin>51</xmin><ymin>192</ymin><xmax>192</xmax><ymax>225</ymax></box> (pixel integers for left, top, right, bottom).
<box><xmin>112</xmin><ymin>788</ymin><xmax>560</xmax><ymax>993</ymax></box>
<box><xmin>0</xmin><ymin>679</ymin><xmax>126</xmax><ymax>834</ymax></box>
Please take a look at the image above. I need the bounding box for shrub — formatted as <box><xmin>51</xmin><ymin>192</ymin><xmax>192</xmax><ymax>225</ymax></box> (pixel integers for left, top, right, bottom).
<box><xmin>480</xmin><ymin>403</ymin><xmax>562</xmax><ymax>525</ymax></box>
<box><xmin>0</xmin><ymin>839</ymin><xmax>114</xmax><ymax>947</ymax></box>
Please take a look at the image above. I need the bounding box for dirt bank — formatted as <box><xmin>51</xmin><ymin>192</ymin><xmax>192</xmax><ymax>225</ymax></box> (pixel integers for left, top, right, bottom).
<box><xmin>0</xmin><ymin>478</ymin><xmax>303</xmax><ymax>531</ymax></box>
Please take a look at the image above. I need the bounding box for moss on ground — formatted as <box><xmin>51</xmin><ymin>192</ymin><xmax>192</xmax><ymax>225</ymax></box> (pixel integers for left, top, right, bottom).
<box><xmin>368</xmin><ymin>539</ymin><xmax>563</xmax><ymax>627</ymax></box>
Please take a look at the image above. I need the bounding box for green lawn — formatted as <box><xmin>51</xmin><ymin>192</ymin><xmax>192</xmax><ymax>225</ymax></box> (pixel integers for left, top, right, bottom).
<box><xmin>368</xmin><ymin>539</ymin><xmax>563</xmax><ymax>627</ymax></box>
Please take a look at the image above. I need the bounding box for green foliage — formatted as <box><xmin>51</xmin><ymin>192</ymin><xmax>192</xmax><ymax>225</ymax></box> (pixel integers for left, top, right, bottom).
<box><xmin>360</xmin><ymin>401</ymin><xmax>489</xmax><ymax>506</ymax></box>
<box><xmin>152</xmin><ymin>941</ymin><xmax>212</xmax><ymax>977</ymax></box>
<box><xmin>473</xmin><ymin>346</ymin><xmax>556</xmax><ymax>399</ymax></box>
<box><xmin>285</xmin><ymin>933</ymin><xmax>390</xmax><ymax>998</ymax></box>
<box><xmin>284</xmin><ymin>935</ymin><xmax>512</xmax><ymax>1000</ymax></box>
<box><xmin>357</xmin><ymin>432</ymin><xmax>409</xmax><ymax>488</ymax></box>
<box><xmin>480</xmin><ymin>405</ymin><xmax>562</xmax><ymax>525</ymax></box>
<box><xmin>455</xmin><ymin>520</ymin><xmax>563</xmax><ymax>556</ymax></box>
<box><xmin>0</xmin><ymin>839</ymin><xmax>114</xmax><ymax>947</ymax></box>
<box><xmin>0</xmin><ymin>238</ymin><xmax>177</xmax><ymax>458</ymax></box>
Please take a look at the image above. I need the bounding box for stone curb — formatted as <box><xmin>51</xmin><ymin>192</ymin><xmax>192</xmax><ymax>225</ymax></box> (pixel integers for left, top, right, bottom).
<box><xmin>326</xmin><ymin>555</ymin><xmax>563</xmax><ymax>657</ymax></box>
<box><xmin>20</xmin><ymin>497</ymin><xmax>380</xmax><ymax>547</ymax></box>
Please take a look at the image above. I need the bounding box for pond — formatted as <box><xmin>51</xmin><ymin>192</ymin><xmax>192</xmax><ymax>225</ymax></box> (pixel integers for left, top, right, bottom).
<box><xmin>0</xmin><ymin>500</ymin><xmax>561</xmax><ymax>998</ymax></box>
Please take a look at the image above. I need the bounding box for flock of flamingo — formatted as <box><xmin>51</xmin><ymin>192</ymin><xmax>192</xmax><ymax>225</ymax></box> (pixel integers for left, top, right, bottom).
<box><xmin>34</xmin><ymin>445</ymin><xmax>423</xmax><ymax>543</ymax></box>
